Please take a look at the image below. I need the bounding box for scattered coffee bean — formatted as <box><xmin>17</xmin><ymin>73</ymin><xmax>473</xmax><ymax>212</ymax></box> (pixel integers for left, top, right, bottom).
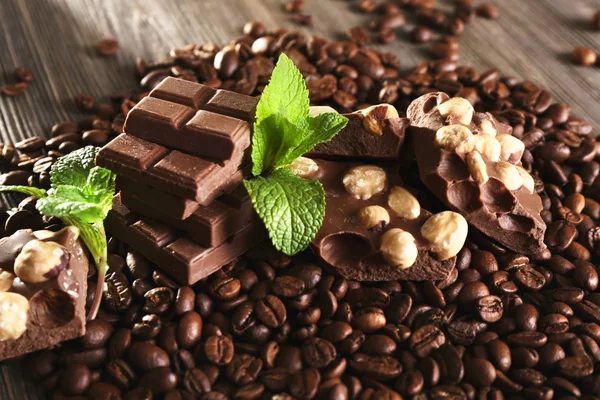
<box><xmin>96</xmin><ymin>39</ymin><xmax>120</xmax><ymax>56</ymax></box>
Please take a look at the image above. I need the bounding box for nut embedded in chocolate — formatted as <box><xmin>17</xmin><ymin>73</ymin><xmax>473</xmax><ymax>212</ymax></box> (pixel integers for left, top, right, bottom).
<box><xmin>288</xmin><ymin>157</ymin><xmax>319</xmax><ymax>178</ymax></box>
<box><xmin>14</xmin><ymin>240</ymin><xmax>69</xmax><ymax>283</ymax></box>
<box><xmin>343</xmin><ymin>165</ymin><xmax>387</xmax><ymax>200</ymax></box>
<box><xmin>0</xmin><ymin>292</ymin><xmax>29</xmax><ymax>341</ymax></box>
<box><xmin>421</xmin><ymin>211</ymin><xmax>468</xmax><ymax>261</ymax></box>
<box><xmin>358</xmin><ymin>104</ymin><xmax>400</xmax><ymax>136</ymax></box>
<box><xmin>380</xmin><ymin>228</ymin><xmax>418</xmax><ymax>269</ymax></box>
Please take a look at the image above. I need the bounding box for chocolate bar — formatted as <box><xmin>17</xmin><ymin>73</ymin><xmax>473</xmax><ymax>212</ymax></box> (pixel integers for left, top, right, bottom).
<box><xmin>124</xmin><ymin>77</ymin><xmax>257</xmax><ymax>161</ymax></box>
<box><xmin>97</xmin><ymin>133</ymin><xmax>244</xmax><ymax>204</ymax></box>
<box><xmin>305</xmin><ymin>159</ymin><xmax>459</xmax><ymax>281</ymax></box>
<box><xmin>119</xmin><ymin>185</ymin><xmax>256</xmax><ymax>248</ymax></box>
<box><xmin>0</xmin><ymin>227</ymin><xmax>88</xmax><ymax>361</ymax></box>
<box><xmin>308</xmin><ymin>105</ymin><xmax>409</xmax><ymax>160</ymax></box>
<box><xmin>117</xmin><ymin>177</ymin><xmax>201</xmax><ymax>220</ymax></box>
<box><xmin>407</xmin><ymin>92</ymin><xmax>546</xmax><ymax>255</ymax></box>
<box><xmin>105</xmin><ymin>196</ymin><xmax>265</xmax><ymax>285</ymax></box>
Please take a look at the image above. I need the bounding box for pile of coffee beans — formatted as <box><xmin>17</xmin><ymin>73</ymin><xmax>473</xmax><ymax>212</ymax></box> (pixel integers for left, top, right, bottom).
<box><xmin>2</xmin><ymin>21</ymin><xmax>600</xmax><ymax>400</ymax></box>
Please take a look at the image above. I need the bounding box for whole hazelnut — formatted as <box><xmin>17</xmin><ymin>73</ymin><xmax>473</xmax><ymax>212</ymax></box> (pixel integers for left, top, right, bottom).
<box><xmin>471</xmin><ymin>134</ymin><xmax>501</xmax><ymax>162</ymax></box>
<box><xmin>434</xmin><ymin>125</ymin><xmax>474</xmax><ymax>153</ymax></box>
<box><xmin>358</xmin><ymin>104</ymin><xmax>400</xmax><ymax>136</ymax></box>
<box><xmin>516</xmin><ymin>166</ymin><xmax>535</xmax><ymax>193</ymax></box>
<box><xmin>437</xmin><ymin>97</ymin><xmax>474</xmax><ymax>125</ymax></box>
<box><xmin>0</xmin><ymin>292</ymin><xmax>30</xmax><ymax>341</ymax></box>
<box><xmin>388</xmin><ymin>186</ymin><xmax>421</xmax><ymax>220</ymax></box>
<box><xmin>421</xmin><ymin>211</ymin><xmax>468</xmax><ymax>260</ymax></box>
<box><xmin>466</xmin><ymin>151</ymin><xmax>489</xmax><ymax>185</ymax></box>
<box><xmin>380</xmin><ymin>228</ymin><xmax>418</xmax><ymax>269</ymax></box>
<box><xmin>495</xmin><ymin>161</ymin><xmax>523</xmax><ymax>191</ymax></box>
<box><xmin>14</xmin><ymin>240</ymin><xmax>69</xmax><ymax>283</ymax></box>
<box><xmin>289</xmin><ymin>157</ymin><xmax>319</xmax><ymax>178</ymax></box>
<box><xmin>357</xmin><ymin>205</ymin><xmax>390</xmax><ymax>230</ymax></box>
<box><xmin>0</xmin><ymin>269</ymin><xmax>15</xmax><ymax>292</ymax></box>
<box><xmin>496</xmin><ymin>134</ymin><xmax>525</xmax><ymax>163</ymax></box>
<box><xmin>343</xmin><ymin>165</ymin><xmax>387</xmax><ymax>200</ymax></box>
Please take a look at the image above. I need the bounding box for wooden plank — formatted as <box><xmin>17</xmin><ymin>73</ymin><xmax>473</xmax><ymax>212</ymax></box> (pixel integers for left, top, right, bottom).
<box><xmin>0</xmin><ymin>0</ymin><xmax>599</xmax><ymax>398</ymax></box>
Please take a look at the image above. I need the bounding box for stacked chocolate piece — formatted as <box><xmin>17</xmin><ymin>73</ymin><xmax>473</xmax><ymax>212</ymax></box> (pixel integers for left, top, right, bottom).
<box><xmin>96</xmin><ymin>77</ymin><xmax>265</xmax><ymax>285</ymax></box>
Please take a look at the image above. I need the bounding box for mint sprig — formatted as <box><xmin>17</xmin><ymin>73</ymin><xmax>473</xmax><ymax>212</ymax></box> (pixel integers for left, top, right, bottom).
<box><xmin>0</xmin><ymin>146</ymin><xmax>115</xmax><ymax>320</ymax></box>
<box><xmin>244</xmin><ymin>54</ymin><xmax>348</xmax><ymax>255</ymax></box>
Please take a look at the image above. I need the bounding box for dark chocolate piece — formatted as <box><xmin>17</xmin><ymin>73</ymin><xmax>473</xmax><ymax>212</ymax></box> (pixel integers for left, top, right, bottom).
<box><xmin>117</xmin><ymin>177</ymin><xmax>201</xmax><ymax>220</ymax></box>
<box><xmin>119</xmin><ymin>185</ymin><xmax>256</xmax><ymax>248</ymax></box>
<box><xmin>309</xmin><ymin>160</ymin><xmax>456</xmax><ymax>281</ymax></box>
<box><xmin>407</xmin><ymin>92</ymin><xmax>546</xmax><ymax>255</ymax></box>
<box><xmin>124</xmin><ymin>77</ymin><xmax>257</xmax><ymax>160</ymax></box>
<box><xmin>105</xmin><ymin>196</ymin><xmax>265</xmax><ymax>285</ymax></box>
<box><xmin>0</xmin><ymin>227</ymin><xmax>88</xmax><ymax>361</ymax></box>
<box><xmin>97</xmin><ymin>133</ymin><xmax>244</xmax><ymax>204</ymax></box>
<box><xmin>309</xmin><ymin>105</ymin><xmax>408</xmax><ymax>160</ymax></box>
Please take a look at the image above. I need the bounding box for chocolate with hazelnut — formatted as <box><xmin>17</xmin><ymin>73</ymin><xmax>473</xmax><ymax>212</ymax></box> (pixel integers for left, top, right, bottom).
<box><xmin>304</xmin><ymin>159</ymin><xmax>462</xmax><ymax>281</ymax></box>
<box><xmin>0</xmin><ymin>226</ymin><xmax>89</xmax><ymax>361</ymax></box>
<box><xmin>408</xmin><ymin>92</ymin><xmax>546</xmax><ymax>254</ymax></box>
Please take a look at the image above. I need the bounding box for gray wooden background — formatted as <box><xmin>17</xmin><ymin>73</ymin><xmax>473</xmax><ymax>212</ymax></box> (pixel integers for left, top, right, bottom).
<box><xmin>1</xmin><ymin>0</ymin><xmax>600</xmax><ymax>398</ymax></box>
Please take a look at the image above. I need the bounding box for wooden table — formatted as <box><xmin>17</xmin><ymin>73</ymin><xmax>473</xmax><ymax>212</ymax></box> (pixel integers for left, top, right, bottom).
<box><xmin>1</xmin><ymin>0</ymin><xmax>599</xmax><ymax>398</ymax></box>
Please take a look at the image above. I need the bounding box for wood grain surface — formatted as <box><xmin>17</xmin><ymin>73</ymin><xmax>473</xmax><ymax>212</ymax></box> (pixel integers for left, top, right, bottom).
<box><xmin>1</xmin><ymin>0</ymin><xmax>599</xmax><ymax>398</ymax></box>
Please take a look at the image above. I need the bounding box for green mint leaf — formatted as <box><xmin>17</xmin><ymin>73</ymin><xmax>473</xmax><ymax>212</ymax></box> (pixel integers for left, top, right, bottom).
<box><xmin>251</xmin><ymin>53</ymin><xmax>309</xmax><ymax>176</ymax></box>
<box><xmin>278</xmin><ymin>112</ymin><xmax>349</xmax><ymax>167</ymax></box>
<box><xmin>36</xmin><ymin>196</ymin><xmax>105</xmax><ymax>223</ymax></box>
<box><xmin>50</xmin><ymin>146</ymin><xmax>100</xmax><ymax>188</ymax></box>
<box><xmin>0</xmin><ymin>185</ymin><xmax>47</xmax><ymax>198</ymax></box>
<box><xmin>85</xmin><ymin>166</ymin><xmax>117</xmax><ymax>215</ymax></box>
<box><xmin>244</xmin><ymin>168</ymin><xmax>325</xmax><ymax>255</ymax></box>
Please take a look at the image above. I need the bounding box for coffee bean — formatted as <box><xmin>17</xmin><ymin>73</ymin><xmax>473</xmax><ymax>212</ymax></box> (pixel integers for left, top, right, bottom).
<box><xmin>349</xmin><ymin>353</ymin><xmax>402</xmax><ymax>381</ymax></box>
<box><xmin>204</xmin><ymin>335</ymin><xmax>234</xmax><ymax>366</ymax></box>
<box><xmin>139</xmin><ymin>367</ymin><xmax>177</xmax><ymax>394</ymax></box>
<box><xmin>322</xmin><ymin>321</ymin><xmax>353</xmax><ymax>343</ymax></box>
<box><xmin>81</xmin><ymin>319</ymin><xmax>115</xmax><ymax>349</ymax></box>
<box><xmin>255</xmin><ymin>294</ymin><xmax>286</xmax><ymax>328</ymax></box>
<box><xmin>171</xmin><ymin>349</ymin><xmax>195</xmax><ymax>374</ymax></box>
<box><xmin>302</xmin><ymin>337</ymin><xmax>336</xmax><ymax>369</ymax></box>
<box><xmin>209</xmin><ymin>277</ymin><xmax>241</xmax><ymax>300</ymax></box>
<box><xmin>352</xmin><ymin>307</ymin><xmax>386</xmax><ymax>333</ymax></box>
<box><xmin>177</xmin><ymin>311</ymin><xmax>203</xmax><ymax>348</ymax></box>
<box><xmin>182</xmin><ymin>368</ymin><xmax>211</xmax><ymax>395</ymax></box>
<box><xmin>476</xmin><ymin>295</ymin><xmax>503</xmax><ymax>322</ymax></box>
<box><xmin>361</xmin><ymin>334</ymin><xmax>397</xmax><ymax>355</ymax></box>
<box><xmin>226</xmin><ymin>354</ymin><xmax>262</xmax><ymax>385</ymax></box>
<box><xmin>60</xmin><ymin>364</ymin><xmax>91</xmax><ymax>395</ymax></box>
<box><xmin>409</xmin><ymin>325</ymin><xmax>446</xmax><ymax>358</ymax></box>
<box><xmin>144</xmin><ymin>287</ymin><xmax>174</xmax><ymax>314</ymax></box>
<box><xmin>105</xmin><ymin>359</ymin><xmax>137</xmax><ymax>390</ymax></box>
<box><xmin>464</xmin><ymin>358</ymin><xmax>496</xmax><ymax>388</ymax></box>
<box><xmin>572</xmin><ymin>47</ymin><xmax>597</xmax><ymax>66</ymax></box>
<box><xmin>96</xmin><ymin>39</ymin><xmax>120</xmax><ymax>56</ymax></box>
<box><xmin>132</xmin><ymin>314</ymin><xmax>162</xmax><ymax>339</ymax></box>
<box><xmin>507</xmin><ymin>332</ymin><xmax>547</xmax><ymax>348</ymax></box>
<box><xmin>128</xmin><ymin>342</ymin><xmax>170</xmax><ymax>371</ymax></box>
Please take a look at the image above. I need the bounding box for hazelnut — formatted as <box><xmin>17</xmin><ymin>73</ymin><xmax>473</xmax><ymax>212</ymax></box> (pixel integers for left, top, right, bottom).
<box><xmin>309</xmin><ymin>105</ymin><xmax>338</xmax><ymax>118</ymax></box>
<box><xmin>478</xmin><ymin>119</ymin><xmax>497</xmax><ymax>136</ymax></box>
<box><xmin>14</xmin><ymin>240</ymin><xmax>69</xmax><ymax>283</ymax></box>
<box><xmin>516</xmin><ymin>166</ymin><xmax>535</xmax><ymax>193</ymax></box>
<box><xmin>358</xmin><ymin>104</ymin><xmax>400</xmax><ymax>136</ymax></box>
<box><xmin>495</xmin><ymin>161</ymin><xmax>523</xmax><ymax>191</ymax></box>
<box><xmin>421</xmin><ymin>211</ymin><xmax>468</xmax><ymax>261</ymax></box>
<box><xmin>380</xmin><ymin>228</ymin><xmax>418</xmax><ymax>269</ymax></box>
<box><xmin>388</xmin><ymin>186</ymin><xmax>421</xmax><ymax>220</ymax></box>
<box><xmin>471</xmin><ymin>134</ymin><xmax>501</xmax><ymax>162</ymax></box>
<box><xmin>465</xmin><ymin>151</ymin><xmax>489</xmax><ymax>184</ymax></box>
<box><xmin>289</xmin><ymin>157</ymin><xmax>319</xmax><ymax>178</ymax></box>
<box><xmin>0</xmin><ymin>292</ymin><xmax>29</xmax><ymax>341</ymax></box>
<box><xmin>496</xmin><ymin>134</ymin><xmax>525</xmax><ymax>163</ymax></box>
<box><xmin>32</xmin><ymin>230</ymin><xmax>57</xmax><ymax>240</ymax></box>
<box><xmin>434</xmin><ymin>125</ymin><xmax>474</xmax><ymax>153</ymax></box>
<box><xmin>437</xmin><ymin>97</ymin><xmax>474</xmax><ymax>125</ymax></box>
<box><xmin>0</xmin><ymin>269</ymin><xmax>15</xmax><ymax>292</ymax></box>
<box><xmin>343</xmin><ymin>165</ymin><xmax>387</xmax><ymax>200</ymax></box>
<box><xmin>357</xmin><ymin>205</ymin><xmax>390</xmax><ymax>230</ymax></box>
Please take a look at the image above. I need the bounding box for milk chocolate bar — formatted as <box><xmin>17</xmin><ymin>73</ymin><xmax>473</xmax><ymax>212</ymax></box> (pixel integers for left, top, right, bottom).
<box><xmin>97</xmin><ymin>133</ymin><xmax>244</xmax><ymax>204</ymax></box>
<box><xmin>407</xmin><ymin>92</ymin><xmax>546</xmax><ymax>255</ymax></box>
<box><xmin>124</xmin><ymin>77</ymin><xmax>257</xmax><ymax>161</ymax></box>
<box><xmin>117</xmin><ymin>177</ymin><xmax>201</xmax><ymax>220</ymax></box>
<box><xmin>0</xmin><ymin>227</ymin><xmax>88</xmax><ymax>361</ymax></box>
<box><xmin>105</xmin><ymin>196</ymin><xmax>265</xmax><ymax>285</ymax></box>
<box><xmin>307</xmin><ymin>159</ymin><xmax>458</xmax><ymax>281</ymax></box>
<box><xmin>119</xmin><ymin>186</ymin><xmax>256</xmax><ymax>248</ymax></box>
<box><xmin>309</xmin><ymin>105</ymin><xmax>409</xmax><ymax>160</ymax></box>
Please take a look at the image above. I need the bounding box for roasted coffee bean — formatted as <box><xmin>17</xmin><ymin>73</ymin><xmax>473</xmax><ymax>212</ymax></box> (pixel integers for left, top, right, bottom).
<box><xmin>96</xmin><ymin>38</ymin><xmax>120</xmax><ymax>56</ymax></box>
<box><xmin>464</xmin><ymin>358</ymin><xmax>496</xmax><ymax>388</ymax></box>
<box><xmin>128</xmin><ymin>342</ymin><xmax>170</xmax><ymax>371</ymax></box>
<box><xmin>476</xmin><ymin>295</ymin><xmax>503</xmax><ymax>322</ymax></box>
<box><xmin>557</xmin><ymin>356</ymin><xmax>594</xmax><ymax>378</ymax></box>
<box><xmin>81</xmin><ymin>319</ymin><xmax>115</xmax><ymax>349</ymax></box>
<box><xmin>349</xmin><ymin>353</ymin><xmax>402</xmax><ymax>381</ymax></box>
<box><xmin>409</xmin><ymin>325</ymin><xmax>446</xmax><ymax>358</ymax></box>
<box><xmin>177</xmin><ymin>311</ymin><xmax>203</xmax><ymax>348</ymax></box>
<box><xmin>139</xmin><ymin>367</ymin><xmax>177</xmax><ymax>394</ymax></box>
<box><xmin>572</xmin><ymin>47</ymin><xmax>597</xmax><ymax>66</ymax></box>
<box><xmin>322</xmin><ymin>321</ymin><xmax>353</xmax><ymax>343</ymax></box>
<box><xmin>226</xmin><ymin>354</ymin><xmax>262</xmax><ymax>385</ymax></box>
<box><xmin>361</xmin><ymin>334</ymin><xmax>397</xmax><ymax>355</ymax></box>
<box><xmin>507</xmin><ymin>332</ymin><xmax>547</xmax><ymax>348</ymax></box>
<box><xmin>209</xmin><ymin>277</ymin><xmax>241</xmax><ymax>300</ymax></box>
<box><xmin>105</xmin><ymin>359</ymin><xmax>137</xmax><ymax>390</ymax></box>
<box><xmin>352</xmin><ymin>307</ymin><xmax>386</xmax><ymax>332</ymax></box>
<box><xmin>272</xmin><ymin>275</ymin><xmax>305</xmax><ymax>297</ymax></box>
<box><xmin>204</xmin><ymin>335</ymin><xmax>234</xmax><ymax>366</ymax></box>
<box><xmin>170</xmin><ymin>349</ymin><xmax>195</xmax><ymax>374</ymax></box>
<box><xmin>144</xmin><ymin>287</ymin><xmax>174</xmax><ymax>314</ymax></box>
<box><xmin>302</xmin><ymin>337</ymin><xmax>336</xmax><ymax>369</ymax></box>
<box><xmin>489</xmin><ymin>339</ymin><xmax>511</xmax><ymax>372</ymax></box>
<box><xmin>132</xmin><ymin>314</ymin><xmax>162</xmax><ymax>339</ymax></box>
<box><xmin>255</xmin><ymin>294</ymin><xmax>286</xmax><ymax>328</ymax></box>
<box><xmin>181</xmin><ymin>368</ymin><xmax>211</xmax><ymax>395</ymax></box>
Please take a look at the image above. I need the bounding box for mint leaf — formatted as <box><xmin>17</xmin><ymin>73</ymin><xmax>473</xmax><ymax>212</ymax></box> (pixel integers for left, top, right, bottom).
<box><xmin>37</xmin><ymin>196</ymin><xmax>105</xmax><ymax>223</ymax></box>
<box><xmin>279</xmin><ymin>112</ymin><xmax>349</xmax><ymax>166</ymax></box>
<box><xmin>0</xmin><ymin>185</ymin><xmax>47</xmax><ymax>198</ymax></box>
<box><xmin>251</xmin><ymin>54</ymin><xmax>309</xmax><ymax>176</ymax></box>
<box><xmin>244</xmin><ymin>168</ymin><xmax>325</xmax><ymax>255</ymax></box>
<box><xmin>50</xmin><ymin>146</ymin><xmax>100</xmax><ymax>188</ymax></box>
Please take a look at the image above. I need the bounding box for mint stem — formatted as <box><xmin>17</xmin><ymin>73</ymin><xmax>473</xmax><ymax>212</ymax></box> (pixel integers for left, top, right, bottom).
<box><xmin>87</xmin><ymin>259</ymin><xmax>108</xmax><ymax>320</ymax></box>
